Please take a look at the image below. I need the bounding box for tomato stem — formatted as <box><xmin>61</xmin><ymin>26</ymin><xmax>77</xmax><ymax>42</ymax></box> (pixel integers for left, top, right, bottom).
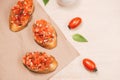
<box><xmin>94</xmin><ymin>68</ymin><xmax>97</xmax><ymax>72</ymax></box>
<box><xmin>68</xmin><ymin>26</ymin><xmax>71</xmax><ymax>29</ymax></box>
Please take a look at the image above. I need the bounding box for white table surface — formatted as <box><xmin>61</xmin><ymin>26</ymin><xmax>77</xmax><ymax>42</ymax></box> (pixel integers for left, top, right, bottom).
<box><xmin>37</xmin><ymin>0</ymin><xmax>120</xmax><ymax>80</ymax></box>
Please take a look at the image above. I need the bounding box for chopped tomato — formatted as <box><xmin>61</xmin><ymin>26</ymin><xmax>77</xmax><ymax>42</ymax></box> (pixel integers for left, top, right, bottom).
<box><xmin>20</xmin><ymin>14</ymin><xmax>30</xmax><ymax>22</ymax></box>
<box><xmin>12</xmin><ymin>6</ymin><xmax>21</xmax><ymax>15</ymax></box>
<box><xmin>33</xmin><ymin>20</ymin><xmax>55</xmax><ymax>44</ymax></box>
<box><xmin>10</xmin><ymin>0</ymin><xmax>33</xmax><ymax>26</ymax></box>
<box><xmin>17</xmin><ymin>1</ymin><xmax>24</xmax><ymax>7</ymax></box>
<box><xmin>23</xmin><ymin>52</ymin><xmax>52</xmax><ymax>71</ymax></box>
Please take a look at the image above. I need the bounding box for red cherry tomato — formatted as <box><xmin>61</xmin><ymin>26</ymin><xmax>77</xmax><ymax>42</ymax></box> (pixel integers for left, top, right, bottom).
<box><xmin>83</xmin><ymin>58</ymin><xmax>97</xmax><ymax>72</ymax></box>
<box><xmin>68</xmin><ymin>17</ymin><xmax>82</xmax><ymax>29</ymax></box>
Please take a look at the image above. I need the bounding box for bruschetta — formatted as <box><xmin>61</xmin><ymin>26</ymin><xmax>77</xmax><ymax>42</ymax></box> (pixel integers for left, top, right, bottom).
<box><xmin>32</xmin><ymin>19</ymin><xmax>57</xmax><ymax>49</ymax></box>
<box><xmin>9</xmin><ymin>0</ymin><xmax>34</xmax><ymax>32</ymax></box>
<box><xmin>22</xmin><ymin>51</ymin><xmax>58</xmax><ymax>73</ymax></box>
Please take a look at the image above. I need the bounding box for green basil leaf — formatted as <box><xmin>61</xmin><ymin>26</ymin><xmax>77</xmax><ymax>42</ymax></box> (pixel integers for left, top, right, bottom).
<box><xmin>43</xmin><ymin>0</ymin><xmax>49</xmax><ymax>5</ymax></box>
<box><xmin>72</xmin><ymin>34</ymin><xmax>88</xmax><ymax>42</ymax></box>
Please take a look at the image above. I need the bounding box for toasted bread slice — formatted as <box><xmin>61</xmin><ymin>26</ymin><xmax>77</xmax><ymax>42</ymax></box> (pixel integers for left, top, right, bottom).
<box><xmin>9</xmin><ymin>0</ymin><xmax>34</xmax><ymax>32</ymax></box>
<box><xmin>32</xmin><ymin>19</ymin><xmax>57</xmax><ymax>49</ymax></box>
<box><xmin>22</xmin><ymin>52</ymin><xmax>58</xmax><ymax>73</ymax></box>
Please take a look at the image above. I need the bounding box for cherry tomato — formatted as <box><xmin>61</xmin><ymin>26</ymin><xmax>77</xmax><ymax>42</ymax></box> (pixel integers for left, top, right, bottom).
<box><xmin>83</xmin><ymin>58</ymin><xmax>97</xmax><ymax>72</ymax></box>
<box><xmin>68</xmin><ymin>17</ymin><xmax>82</xmax><ymax>29</ymax></box>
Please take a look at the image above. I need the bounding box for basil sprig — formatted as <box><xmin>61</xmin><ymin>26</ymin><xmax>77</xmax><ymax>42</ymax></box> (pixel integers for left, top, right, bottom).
<box><xmin>72</xmin><ymin>34</ymin><xmax>88</xmax><ymax>42</ymax></box>
<box><xmin>43</xmin><ymin>0</ymin><xmax>49</xmax><ymax>5</ymax></box>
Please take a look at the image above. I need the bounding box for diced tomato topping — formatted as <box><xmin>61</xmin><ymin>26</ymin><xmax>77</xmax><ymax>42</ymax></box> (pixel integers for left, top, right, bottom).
<box><xmin>12</xmin><ymin>6</ymin><xmax>21</xmax><ymax>15</ymax></box>
<box><xmin>20</xmin><ymin>14</ymin><xmax>30</xmax><ymax>22</ymax></box>
<box><xmin>24</xmin><ymin>0</ymin><xmax>33</xmax><ymax>7</ymax></box>
<box><xmin>10</xmin><ymin>0</ymin><xmax>33</xmax><ymax>26</ymax></box>
<box><xmin>23</xmin><ymin>52</ymin><xmax>52</xmax><ymax>71</ymax></box>
<box><xmin>33</xmin><ymin>20</ymin><xmax>55</xmax><ymax>44</ymax></box>
<box><xmin>17</xmin><ymin>0</ymin><xmax>24</xmax><ymax>7</ymax></box>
